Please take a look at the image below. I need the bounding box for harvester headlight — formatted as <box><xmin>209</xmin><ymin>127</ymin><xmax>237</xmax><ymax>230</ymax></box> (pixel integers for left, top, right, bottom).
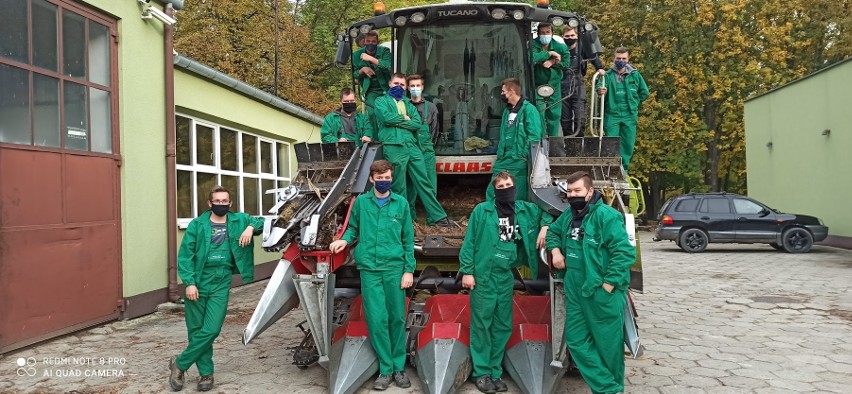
<box><xmin>491</xmin><ymin>8</ymin><xmax>506</xmax><ymax>19</ymax></box>
<box><xmin>411</xmin><ymin>12</ymin><xmax>426</xmax><ymax>23</ymax></box>
<box><xmin>584</xmin><ymin>22</ymin><xmax>594</xmax><ymax>31</ymax></box>
<box><xmin>551</xmin><ymin>17</ymin><xmax>564</xmax><ymax>26</ymax></box>
<box><xmin>349</xmin><ymin>28</ymin><xmax>359</xmax><ymax>38</ymax></box>
<box><xmin>537</xmin><ymin>85</ymin><xmax>555</xmax><ymax>98</ymax></box>
<box><xmin>359</xmin><ymin>24</ymin><xmax>372</xmax><ymax>34</ymax></box>
<box><xmin>568</xmin><ymin>18</ymin><xmax>579</xmax><ymax>28</ymax></box>
<box><xmin>394</xmin><ymin>16</ymin><xmax>407</xmax><ymax>26</ymax></box>
<box><xmin>512</xmin><ymin>9</ymin><xmax>524</xmax><ymax>20</ymax></box>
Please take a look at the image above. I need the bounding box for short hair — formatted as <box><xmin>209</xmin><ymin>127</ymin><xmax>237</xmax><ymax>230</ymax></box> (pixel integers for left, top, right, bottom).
<box><xmin>364</xmin><ymin>30</ymin><xmax>379</xmax><ymax>40</ymax></box>
<box><xmin>615</xmin><ymin>46</ymin><xmax>629</xmax><ymax>55</ymax></box>
<box><xmin>491</xmin><ymin>171</ymin><xmax>514</xmax><ymax>186</ymax></box>
<box><xmin>406</xmin><ymin>74</ymin><xmax>424</xmax><ymax>85</ymax></box>
<box><xmin>370</xmin><ymin>160</ymin><xmax>393</xmax><ymax>177</ymax></box>
<box><xmin>340</xmin><ymin>88</ymin><xmax>354</xmax><ymax>99</ymax></box>
<box><xmin>390</xmin><ymin>72</ymin><xmax>406</xmax><ymax>82</ymax></box>
<box><xmin>537</xmin><ymin>23</ymin><xmax>552</xmax><ymax>33</ymax></box>
<box><xmin>562</xmin><ymin>27</ymin><xmax>576</xmax><ymax>34</ymax></box>
<box><xmin>501</xmin><ymin>77</ymin><xmax>521</xmax><ymax>95</ymax></box>
<box><xmin>566</xmin><ymin>171</ymin><xmax>593</xmax><ymax>189</ymax></box>
<box><xmin>208</xmin><ymin>185</ymin><xmax>231</xmax><ymax>202</ymax></box>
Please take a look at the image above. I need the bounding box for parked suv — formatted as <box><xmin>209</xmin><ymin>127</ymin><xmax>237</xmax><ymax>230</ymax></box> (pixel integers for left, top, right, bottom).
<box><xmin>654</xmin><ymin>193</ymin><xmax>828</xmax><ymax>253</ymax></box>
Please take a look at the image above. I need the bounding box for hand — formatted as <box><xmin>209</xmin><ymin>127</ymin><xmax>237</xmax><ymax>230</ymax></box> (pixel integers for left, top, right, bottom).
<box><xmin>404</xmin><ymin>115</ymin><xmax>411</xmax><ymax>120</ymax></box>
<box><xmin>360</xmin><ymin>136</ymin><xmax>372</xmax><ymax>143</ymax></box>
<box><xmin>536</xmin><ymin>226</ymin><xmax>549</xmax><ymax>249</ymax></box>
<box><xmin>597</xmin><ymin>87</ymin><xmax>607</xmax><ymax>96</ymax></box>
<box><xmin>597</xmin><ymin>69</ymin><xmax>605</xmax><ymax>76</ymax></box>
<box><xmin>603</xmin><ymin>283</ymin><xmax>615</xmax><ymax>293</ymax></box>
<box><xmin>401</xmin><ymin>273</ymin><xmax>414</xmax><ymax>289</ymax></box>
<box><xmin>329</xmin><ymin>239</ymin><xmax>348</xmax><ymax>254</ymax></box>
<box><xmin>359</xmin><ymin>67</ymin><xmax>375</xmax><ymax>77</ymax></box>
<box><xmin>551</xmin><ymin>249</ymin><xmax>565</xmax><ymax>270</ymax></box>
<box><xmin>360</xmin><ymin>53</ymin><xmax>376</xmax><ymax>63</ymax></box>
<box><xmin>239</xmin><ymin>226</ymin><xmax>254</xmax><ymax>247</ymax></box>
<box><xmin>462</xmin><ymin>275</ymin><xmax>476</xmax><ymax>290</ymax></box>
<box><xmin>185</xmin><ymin>285</ymin><xmax>199</xmax><ymax>301</ymax></box>
<box><xmin>543</xmin><ymin>60</ymin><xmax>553</xmax><ymax>69</ymax></box>
<box><xmin>549</xmin><ymin>51</ymin><xmax>561</xmax><ymax>62</ymax></box>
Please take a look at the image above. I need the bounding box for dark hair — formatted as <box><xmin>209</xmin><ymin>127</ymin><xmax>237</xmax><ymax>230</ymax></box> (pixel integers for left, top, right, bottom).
<box><xmin>491</xmin><ymin>171</ymin><xmax>514</xmax><ymax>186</ymax></box>
<box><xmin>364</xmin><ymin>30</ymin><xmax>379</xmax><ymax>40</ymax></box>
<box><xmin>615</xmin><ymin>46</ymin><xmax>629</xmax><ymax>55</ymax></box>
<box><xmin>390</xmin><ymin>72</ymin><xmax>407</xmax><ymax>82</ymax></box>
<box><xmin>406</xmin><ymin>74</ymin><xmax>424</xmax><ymax>85</ymax></box>
<box><xmin>566</xmin><ymin>171</ymin><xmax>592</xmax><ymax>189</ymax></box>
<box><xmin>208</xmin><ymin>185</ymin><xmax>231</xmax><ymax>202</ymax></box>
<box><xmin>501</xmin><ymin>77</ymin><xmax>521</xmax><ymax>95</ymax></box>
<box><xmin>340</xmin><ymin>88</ymin><xmax>354</xmax><ymax>99</ymax></box>
<box><xmin>537</xmin><ymin>23</ymin><xmax>552</xmax><ymax>33</ymax></box>
<box><xmin>370</xmin><ymin>160</ymin><xmax>393</xmax><ymax>177</ymax></box>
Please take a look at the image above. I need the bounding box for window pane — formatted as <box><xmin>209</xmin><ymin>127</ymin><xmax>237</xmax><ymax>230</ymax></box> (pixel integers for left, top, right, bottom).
<box><xmin>62</xmin><ymin>10</ymin><xmax>86</xmax><ymax>79</ymax></box>
<box><xmin>243</xmin><ymin>177</ymin><xmax>259</xmax><ymax>216</ymax></box>
<box><xmin>32</xmin><ymin>0</ymin><xmax>58</xmax><ymax>71</ymax></box>
<box><xmin>242</xmin><ymin>134</ymin><xmax>257</xmax><ymax>173</ymax></box>
<box><xmin>177</xmin><ymin>170</ymin><xmax>193</xmax><ymax>218</ymax></box>
<box><xmin>220</xmin><ymin>128</ymin><xmax>238</xmax><ymax>171</ymax></box>
<box><xmin>277</xmin><ymin>143</ymin><xmax>291</xmax><ymax>179</ymax></box>
<box><xmin>0</xmin><ymin>0</ymin><xmax>27</xmax><ymax>63</ymax></box>
<box><xmin>675</xmin><ymin>199</ymin><xmax>698</xmax><ymax>212</ymax></box>
<box><xmin>33</xmin><ymin>74</ymin><xmax>60</xmax><ymax>147</ymax></box>
<box><xmin>262</xmin><ymin>179</ymin><xmax>276</xmax><ymax>214</ymax></box>
<box><xmin>90</xmin><ymin>87</ymin><xmax>111</xmax><ymax>153</ymax></box>
<box><xmin>176</xmin><ymin>116</ymin><xmax>191</xmax><ymax>165</ymax></box>
<box><xmin>221</xmin><ymin>175</ymin><xmax>240</xmax><ymax>212</ymax></box>
<box><xmin>195</xmin><ymin>124</ymin><xmax>214</xmax><ymax>166</ymax></box>
<box><xmin>700</xmin><ymin>198</ymin><xmax>730</xmax><ymax>214</ymax></box>
<box><xmin>88</xmin><ymin>21</ymin><xmax>110</xmax><ymax>86</ymax></box>
<box><xmin>63</xmin><ymin>81</ymin><xmax>88</xmax><ymax>150</ymax></box>
<box><xmin>0</xmin><ymin>64</ymin><xmax>31</xmax><ymax>144</ymax></box>
<box><xmin>196</xmin><ymin>172</ymin><xmax>217</xmax><ymax>215</ymax></box>
<box><xmin>734</xmin><ymin>199</ymin><xmax>764</xmax><ymax>215</ymax></box>
<box><xmin>260</xmin><ymin>140</ymin><xmax>273</xmax><ymax>173</ymax></box>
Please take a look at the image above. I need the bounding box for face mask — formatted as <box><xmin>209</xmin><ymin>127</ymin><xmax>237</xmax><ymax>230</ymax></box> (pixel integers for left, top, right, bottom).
<box><xmin>567</xmin><ymin>196</ymin><xmax>588</xmax><ymax>211</ymax></box>
<box><xmin>494</xmin><ymin>186</ymin><xmax>516</xmax><ymax>205</ymax></box>
<box><xmin>564</xmin><ymin>38</ymin><xmax>578</xmax><ymax>46</ymax></box>
<box><xmin>374</xmin><ymin>180</ymin><xmax>393</xmax><ymax>194</ymax></box>
<box><xmin>388</xmin><ymin>85</ymin><xmax>405</xmax><ymax>100</ymax></box>
<box><xmin>409</xmin><ymin>87</ymin><xmax>422</xmax><ymax>97</ymax></box>
<box><xmin>342</xmin><ymin>102</ymin><xmax>357</xmax><ymax>113</ymax></box>
<box><xmin>615</xmin><ymin>60</ymin><xmax>628</xmax><ymax>69</ymax></box>
<box><xmin>365</xmin><ymin>44</ymin><xmax>378</xmax><ymax>53</ymax></box>
<box><xmin>500</xmin><ymin>94</ymin><xmax>509</xmax><ymax>103</ymax></box>
<box><xmin>211</xmin><ymin>204</ymin><xmax>230</xmax><ymax>217</ymax></box>
<box><xmin>539</xmin><ymin>34</ymin><xmax>552</xmax><ymax>45</ymax></box>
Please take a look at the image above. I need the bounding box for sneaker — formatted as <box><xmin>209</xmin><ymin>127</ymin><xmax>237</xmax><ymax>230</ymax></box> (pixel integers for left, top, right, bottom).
<box><xmin>492</xmin><ymin>377</ymin><xmax>508</xmax><ymax>392</ymax></box>
<box><xmin>474</xmin><ymin>375</ymin><xmax>497</xmax><ymax>394</ymax></box>
<box><xmin>373</xmin><ymin>374</ymin><xmax>392</xmax><ymax>390</ymax></box>
<box><xmin>434</xmin><ymin>217</ymin><xmax>458</xmax><ymax>228</ymax></box>
<box><xmin>168</xmin><ymin>356</ymin><xmax>185</xmax><ymax>391</ymax></box>
<box><xmin>393</xmin><ymin>371</ymin><xmax>411</xmax><ymax>388</ymax></box>
<box><xmin>197</xmin><ymin>375</ymin><xmax>214</xmax><ymax>392</ymax></box>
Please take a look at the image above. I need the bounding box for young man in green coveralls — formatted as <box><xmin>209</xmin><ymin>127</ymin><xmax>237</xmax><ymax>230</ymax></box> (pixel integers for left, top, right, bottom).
<box><xmin>546</xmin><ymin>171</ymin><xmax>636</xmax><ymax>394</ymax></box>
<box><xmin>460</xmin><ymin>172</ymin><xmax>552</xmax><ymax>393</ymax></box>
<box><xmin>596</xmin><ymin>47</ymin><xmax>649</xmax><ymax>172</ymax></box>
<box><xmin>485</xmin><ymin>78</ymin><xmax>544</xmax><ymax>202</ymax></box>
<box><xmin>168</xmin><ymin>186</ymin><xmax>264</xmax><ymax>392</ymax></box>
<box><xmin>353</xmin><ymin>30</ymin><xmax>392</xmax><ymax>130</ymax></box>
<box><xmin>329</xmin><ymin>160</ymin><xmax>415</xmax><ymax>390</ymax></box>
<box><xmin>405</xmin><ymin>74</ymin><xmax>438</xmax><ymax>219</ymax></box>
<box><xmin>374</xmin><ymin>73</ymin><xmax>455</xmax><ymax>227</ymax></box>
<box><xmin>320</xmin><ymin>88</ymin><xmax>375</xmax><ymax>146</ymax></box>
<box><xmin>531</xmin><ymin>22</ymin><xmax>571</xmax><ymax>137</ymax></box>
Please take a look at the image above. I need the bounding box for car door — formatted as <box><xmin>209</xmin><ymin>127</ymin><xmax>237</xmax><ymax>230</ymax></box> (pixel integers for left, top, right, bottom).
<box><xmin>733</xmin><ymin>198</ymin><xmax>778</xmax><ymax>242</ymax></box>
<box><xmin>698</xmin><ymin>197</ymin><xmax>736</xmax><ymax>241</ymax></box>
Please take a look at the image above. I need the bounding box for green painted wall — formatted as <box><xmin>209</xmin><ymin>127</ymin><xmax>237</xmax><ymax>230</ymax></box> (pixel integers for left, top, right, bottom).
<box><xmin>745</xmin><ymin>60</ymin><xmax>852</xmax><ymax>237</ymax></box>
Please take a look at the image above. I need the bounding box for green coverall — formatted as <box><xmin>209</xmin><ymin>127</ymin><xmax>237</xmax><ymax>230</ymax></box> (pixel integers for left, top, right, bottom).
<box><xmin>598</xmin><ymin>66</ymin><xmax>649</xmax><ymax>171</ymax></box>
<box><xmin>407</xmin><ymin>100</ymin><xmax>438</xmax><ymax>219</ymax></box>
<box><xmin>320</xmin><ymin>110</ymin><xmax>375</xmax><ymax>146</ymax></box>
<box><xmin>546</xmin><ymin>199</ymin><xmax>636</xmax><ymax>394</ymax></box>
<box><xmin>340</xmin><ymin>192</ymin><xmax>416</xmax><ymax>376</ymax></box>
<box><xmin>531</xmin><ymin>38</ymin><xmax>571</xmax><ymax>137</ymax></box>
<box><xmin>176</xmin><ymin>211</ymin><xmax>264</xmax><ymax>376</ymax></box>
<box><xmin>460</xmin><ymin>201</ymin><xmax>553</xmax><ymax>379</ymax></box>
<box><xmin>374</xmin><ymin>94</ymin><xmax>448</xmax><ymax>225</ymax></box>
<box><xmin>485</xmin><ymin>100</ymin><xmax>544</xmax><ymax>202</ymax></box>
<box><xmin>352</xmin><ymin>46</ymin><xmax>392</xmax><ymax>130</ymax></box>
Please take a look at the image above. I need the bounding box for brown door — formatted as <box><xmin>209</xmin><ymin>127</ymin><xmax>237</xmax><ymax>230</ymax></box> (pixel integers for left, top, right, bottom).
<box><xmin>0</xmin><ymin>0</ymin><xmax>122</xmax><ymax>353</ymax></box>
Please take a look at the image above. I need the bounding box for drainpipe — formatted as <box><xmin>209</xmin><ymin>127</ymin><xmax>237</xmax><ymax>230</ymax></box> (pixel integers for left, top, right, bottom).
<box><xmin>164</xmin><ymin>3</ymin><xmax>180</xmax><ymax>302</ymax></box>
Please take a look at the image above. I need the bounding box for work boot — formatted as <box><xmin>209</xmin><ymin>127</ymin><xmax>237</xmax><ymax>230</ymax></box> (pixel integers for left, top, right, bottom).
<box><xmin>474</xmin><ymin>375</ymin><xmax>497</xmax><ymax>393</ymax></box>
<box><xmin>492</xmin><ymin>377</ymin><xmax>508</xmax><ymax>392</ymax></box>
<box><xmin>197</xmin><ymin>375</ymin><xmax>214</xmax><ymax>392</ymax></box>
<box><xmin>373</xmin><ymin>374</ymin><xmax>392</xmax><ymax>390</ymax></box>
<box><xmin>393</xmin><ymin>371</ymin><xmax>411</xmax><ymax>388</ymax></box>
<box><xmin>434</xmin><ymin>217</ymin><xmax>458</xmax><ymax>228</ymax></box>
<box><xmin>168</xmin><ymin>356</ymin><xmax>185</xmax><ymax>391</ymax></box>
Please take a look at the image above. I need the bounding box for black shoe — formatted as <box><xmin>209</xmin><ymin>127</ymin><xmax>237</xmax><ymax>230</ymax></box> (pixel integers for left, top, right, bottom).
<box><xmin>197</xmin><ymin>375</ymin><xmax>214</xmax><ymax>392</ymax></box>
<box><xmin>168</xmin><ymin>356</ymin><xmax>185</xmax><ymax>391</ymax></box>
<box><xmin>393</xmin><ymin>371</ymin><xmax>411</xmax><ymax>388</ymax></box>
<box><xmin>474</xmin><ymin>375</ymin><xmax>497</xmax><ymax>394</ymax></box>
<box><xmin>434</xmin><ymin>217</ymin><xmax>458</xmax><ymax>228</ymax></box>
<box><xmin>373</xmin><ymin>374</ymin><xmax>392</xmax><ymax>390</ymax></box>
<box><xmin>492</xmin><ymin>377</ymin><xmax>508</xmax><ymax>392</ymax></box>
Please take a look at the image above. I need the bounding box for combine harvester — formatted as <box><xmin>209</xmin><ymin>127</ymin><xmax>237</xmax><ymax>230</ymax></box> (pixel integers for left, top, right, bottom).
<box><xmin>243</xmin><ymin>1</ymin><xmax>645</xmax><ymax>393</ymax></box>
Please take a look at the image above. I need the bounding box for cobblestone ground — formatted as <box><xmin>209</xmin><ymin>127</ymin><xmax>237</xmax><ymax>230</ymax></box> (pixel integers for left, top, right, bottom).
<box><xmin>2</xmin><ymin>233</ymin><xmax>851</xmax><ymax>393</ymax></box>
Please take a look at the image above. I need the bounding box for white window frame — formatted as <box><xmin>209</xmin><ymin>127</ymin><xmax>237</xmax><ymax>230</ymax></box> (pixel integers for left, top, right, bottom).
<box><xmin>176</xmin><ymin>114</ymin><xmax>292</xmax><ymax>228</ymax></box>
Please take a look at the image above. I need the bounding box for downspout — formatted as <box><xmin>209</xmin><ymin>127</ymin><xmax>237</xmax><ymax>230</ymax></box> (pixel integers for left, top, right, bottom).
<box><xmin>165</xmin><ymin>4</ymin><xmax>180</xmax><ymax>302</ymax></box>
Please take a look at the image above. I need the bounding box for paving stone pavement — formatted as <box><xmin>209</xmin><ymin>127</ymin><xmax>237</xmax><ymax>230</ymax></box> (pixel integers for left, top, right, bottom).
<box><xmin>2</xmin><ymin>233</ymin><xmax>851</xmax><ymax>393</ymax></box>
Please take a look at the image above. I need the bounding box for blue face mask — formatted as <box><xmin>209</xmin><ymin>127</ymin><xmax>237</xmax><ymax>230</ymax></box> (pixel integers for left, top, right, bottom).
<box><xmin>365</xmin><ymin>44</ymin><xmax>378</xmax><ymax>53</ymax></box>
<box><xmin>374</xmin><ymin>180</ymin><xmax>392</xmax><ymax>193</ymax></box>
<box><xmin>615</xmin><ymin>60</ymin><xmax>628</xmax><ymax>69</ymax></box>
<box><xmin>538</xmin><ymin>34</ymin><xmax>552</xmax><ymax>45</ymax></box>
<box><xmin>409</xmin><ymin>87</ymin><xmax>422</xmax><ymax>97</ymax></box>
<box><xmin>388</xmin><ymin>85</ymin><xmax>405</xmax><ymax>100</ymax></box>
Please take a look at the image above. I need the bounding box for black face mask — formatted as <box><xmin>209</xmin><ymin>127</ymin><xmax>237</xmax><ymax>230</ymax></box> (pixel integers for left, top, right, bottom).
<box><xmin>211</xmin><ymin>204</ymin><xmax>230</xmax><ymax>217</ymax></box>
<box><xmin>494</xmin><ymin>186</ymin><xmax>516</xmax><ymax>216</ymax></box>
<box><xmin>567</xmin><ymin>196</ymin><xmax>588</xmax><ymax>211</ymax></box>
<box><xmin>342</xmin><ymin>102</ymin><xmax>357</xmax><ymax>113</ymax></box>
<box><xmin>564</xmin><ymin>38</ymin><xmax>578</xmax><ymax>46</ymax></box>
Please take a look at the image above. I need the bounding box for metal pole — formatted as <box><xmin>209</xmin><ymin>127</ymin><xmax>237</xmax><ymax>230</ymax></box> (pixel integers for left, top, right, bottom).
<box><xmin>274</xmin><ymin>0</ymin><xmax>280</xmax><ymax>96</ymax></box>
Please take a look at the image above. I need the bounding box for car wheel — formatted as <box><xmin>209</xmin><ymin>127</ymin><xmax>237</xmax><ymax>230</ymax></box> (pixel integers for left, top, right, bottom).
<box><xmin>769</xmin><ymin>242</ymin><xmax>784</xmax><ymax>251</ymax></box>
<box><xmin>679</xmin><ymin>228</ymin><xmax>708</xmax><ymax>253</ymax></box>
<box><xmin>782</xmin><ymin>227</ymin><xmax>813</xmax><ymax>253</ymax></box>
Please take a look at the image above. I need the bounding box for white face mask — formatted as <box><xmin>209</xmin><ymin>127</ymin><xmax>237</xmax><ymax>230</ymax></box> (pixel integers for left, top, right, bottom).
<box><xmin>409</xmin><ymin>87</ymin><xmax>422</xmax><ymax>97</ymax></box>
<box><xmin>539</xmin><ymin>34</ymin><xmax>553</xmax><ymax>45</ymax></box>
